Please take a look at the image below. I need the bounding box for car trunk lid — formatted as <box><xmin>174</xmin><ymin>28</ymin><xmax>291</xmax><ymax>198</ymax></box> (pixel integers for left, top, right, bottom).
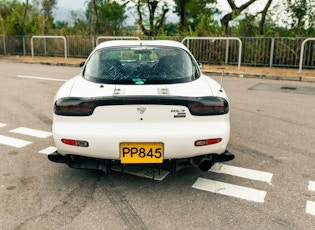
<box><xmin>69</xmin><ymin>76</ymin><xmax>213</xmax><ymax>97</ymax></box>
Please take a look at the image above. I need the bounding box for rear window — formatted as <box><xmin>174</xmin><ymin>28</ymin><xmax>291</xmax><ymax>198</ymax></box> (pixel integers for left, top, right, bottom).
<box><xmin>83</xmin><ymin>45</ymin><xmax>200</xmax><ymax>84</ymax></box>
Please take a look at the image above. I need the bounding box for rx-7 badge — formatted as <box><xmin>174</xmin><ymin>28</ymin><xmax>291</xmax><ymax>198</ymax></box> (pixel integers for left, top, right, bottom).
<box><xmin>171</xmin><ymin>109</ymin><xmax>186</xmax><ymax>118</ymax></box>
<box><xmin>137</xmin><ymin>107</ymin><xmax>146</xmax><ymax>114</ymax></box>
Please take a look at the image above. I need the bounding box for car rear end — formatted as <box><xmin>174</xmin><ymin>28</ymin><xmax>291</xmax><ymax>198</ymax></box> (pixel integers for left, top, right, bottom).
<box><xmin>52</xmin><ymin>93</ymin><xmax>230</xmax><ymax>160</ymax></box>
<box><xmin>50</xmin><ymin>40</ymin><xmax>234</xmax><ymax>172</ymax></box>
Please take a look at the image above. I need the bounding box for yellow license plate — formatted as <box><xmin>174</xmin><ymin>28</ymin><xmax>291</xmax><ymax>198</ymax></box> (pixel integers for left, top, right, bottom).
<box><xmin>120</xmin><ymin>142</ymin><xmax>163</xmax><ymax>164</ymax></box>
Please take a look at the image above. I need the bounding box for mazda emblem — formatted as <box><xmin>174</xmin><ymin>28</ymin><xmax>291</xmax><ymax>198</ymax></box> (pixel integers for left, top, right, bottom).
<box><xmin>137</xmin><ymin>107</ymin><xmax>146</xmax><ymax>114</ymax></box>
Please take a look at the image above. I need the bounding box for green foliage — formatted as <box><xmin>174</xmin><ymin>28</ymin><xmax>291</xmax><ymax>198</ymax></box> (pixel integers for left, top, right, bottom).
<box><xmin>174</xmin><ymin>0</ymin><xmax>217</xmax><ymax>34</ymax></box>
<box><xmin>0</xmin><ymin>0</ymin><xmax>57</xmax><ymax>35</ymax></box>
<box><xmin>158</xmin><ymin>22</ymin><xmax>178</xmax><ymax>36</ymax></box>
<box><xmin>97</xmin><ymin>1</ymin><xmax>127</xmax><ymax>35</ymax></box>
<box><xmin>131</xmin><ymin>0</ymin><xmax>170</xmax><ymax>36</ymax></box>
<box><xmin>86</xmin><ymin>0</ymin><xmax>127</xmax><ymax>35</ymax></box>
<box><xmin>0</xmin><ymin>0</ymin><xmax>314</xmax><ymax>37</ymax></box>
<box><xmin>231</xmin><ymin>14</ymin><xmax>259</xmax><ymax>37</ymax></box>
<box><xmin>194</xmin><ymin>15</ymin><xmax>221</xmax><ymax>36</ymax></box>
<box><xmin>285</xmin><ymin>0</ymin><xmax>315</xmax><ymax>36</ymax></box>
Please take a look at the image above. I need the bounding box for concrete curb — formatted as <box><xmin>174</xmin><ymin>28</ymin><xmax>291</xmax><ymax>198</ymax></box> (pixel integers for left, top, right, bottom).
<box><xmin>22</xmin><ymin>61</ymin><xmax>81</xmax><ymax>67</ymax></box>
<box><xmin>203</xmin><ymin>71</ymin><xmax>315</xmax><ymax>83</ymax></box>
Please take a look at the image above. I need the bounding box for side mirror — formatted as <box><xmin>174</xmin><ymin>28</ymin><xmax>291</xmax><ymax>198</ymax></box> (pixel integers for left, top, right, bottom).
<box><xmin>198</xmin><ymin>62</ymin><xmax>203</xmax><ymax>68</ymax></box>
<box><xmin>79</xmin><ymin>62</ymin><xmax>85</xmax><ymax>68</ymax></box>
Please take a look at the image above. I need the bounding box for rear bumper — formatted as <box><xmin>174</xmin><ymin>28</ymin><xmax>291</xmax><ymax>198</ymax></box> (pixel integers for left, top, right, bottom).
<box><xmin>53</xmin><ymin>115</ymin><xmax>230</xmax><ymax>160</ymax></box>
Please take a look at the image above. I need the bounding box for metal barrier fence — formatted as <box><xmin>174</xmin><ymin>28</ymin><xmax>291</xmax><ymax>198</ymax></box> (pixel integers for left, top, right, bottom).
<box><xmin>96</xmin><ymin>36</ymin><xmax>140</xmax><ymax>45</ymax></box>
<box><xmin>0</xmin><ymin>35</ymin><xmax>314</xmax><ymax>70</ymax></box>
<box><xmin>182</xmin><ymin>37</ymin><xmax>242</xmax><ymax>70</ymax></box>
<box><xmin>31</xmin><ymin>36</ymin><xmax>67</xmax><ymax>59</ymax></box>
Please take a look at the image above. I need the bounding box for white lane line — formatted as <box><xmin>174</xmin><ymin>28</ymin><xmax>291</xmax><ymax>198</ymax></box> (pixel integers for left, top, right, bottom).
<box><xmin>309</xmin><ymin>181</ymin><xmax>315</xmax><ymax>191</ymax></box>
<box><xmin>306</xmin><ymin>201</ymin><xmax>315</xmax><ymax>216</ymax></box>
<box><xmin>0</xmin><ymin>123</ymin><xmax>7</xmax><ymax>128</ymax></box>
<box><xmin>210</xmin><ymin>163</ymin><xmax>273</xmax><ymax>184</ymax></box>
<box><xmin>39</xmin><ymin>146</ymin><xmax>57</xmax><ymax>155</ymax></box>
<box><xmin>0</xmin><ymin>135</ymin><xmax>32</xmax><ymax>148</ymax></box>
<box><xmin>10</xmin><ymin>127</ymin><xmax>52</xmax><ymax>138</ymax></box>
<box><xmin>193</xmin><ymin>177</ymin><xmax>266</xmax><ymax>203</ymax></box>
<box><xmin>16</xmin><ymin>75</ymin><xmax>67</xmax><ymax>82</ymax></box>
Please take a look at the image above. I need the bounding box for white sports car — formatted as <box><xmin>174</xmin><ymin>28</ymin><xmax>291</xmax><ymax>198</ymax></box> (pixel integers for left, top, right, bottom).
<box><xmin>49</xmin><ymin>40</ymin><xmax>234</xmax><ymax>173</ymax></box>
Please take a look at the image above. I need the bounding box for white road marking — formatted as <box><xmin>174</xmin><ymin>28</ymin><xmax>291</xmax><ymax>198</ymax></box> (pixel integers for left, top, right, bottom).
<box><xmin>306</xmin><ymin>181</ymin><xmax>315</xmax><ymax>216</ymax></box>
<box><xmin>309</xmin><ymin>181</ymin><xmax>315</xmax><ymax>191</ymax></box>
<box><xmin>16</xmin><ymin>75</ymin><xmax>67</xmax><ymax>82</ymax></box>
<box><xmin>39</xmin><ymin>146</ymin><xmax>57</xmax><ymax>155</ymax></box>
<box><xmin>0</xmin><ymin>123</ymin><xmax>7</xmax><ymax>128</ymax></box>
<box><xmin>0</xmin><ymin>135</ymin><xmax>32</xmax><ymax>148</ymax></box>
<box><xmin>210</xmin><ymin>163</ymin><xmax>273</xmax><ymax>184</ymax></box>
<box><xmin>306</xmin><ymin>201</ymin><xmax>315</xmax><ymax>216</ymax></box>
<box><xmin>10</xmin><ymin>127</ymin><xmax>52</xmax><ymax>138</ymax></box>
<box><xmin>192</xmin><ymin>177</ymin><xmax>266</xmax><ymax>203</ymax></box>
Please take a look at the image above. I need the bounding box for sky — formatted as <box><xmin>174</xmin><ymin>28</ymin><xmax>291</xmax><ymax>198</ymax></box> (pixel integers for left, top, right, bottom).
<box><xmin>57</xmin><ymin>0</ymin><xmax>86</xmax><ymax>11</ymax></box>
<box><xmin>56</xmin><ymin>0</ymin><xmax>271</xmax><ymax>13</ymax></box>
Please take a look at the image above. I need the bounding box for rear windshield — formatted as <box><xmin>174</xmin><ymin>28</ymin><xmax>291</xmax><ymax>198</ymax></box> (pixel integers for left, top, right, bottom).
<box><xmin>83</xmin><ymin>45</ymin><xmax>200</xmax><ymax>84</ymax></box>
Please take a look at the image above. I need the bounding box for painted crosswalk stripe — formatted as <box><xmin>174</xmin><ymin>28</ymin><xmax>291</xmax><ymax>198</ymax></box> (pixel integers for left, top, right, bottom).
<box><xmin>0</xmin><ymin>123</ymin><xmax>7</xmax><ymax>128</ymax></box>
<box><xmin>192</xmin><ymin>177</ymin><xmax>266</xmax><ymax>203</ymax></box>
<box><xmin>306</xmin><ymin>181</ymin><xmax>315</xmax><ymax>216</ymax></box>
<box><xmin>306</xmin><ymin>201</ymin><xmax>315</xmax><ymax>216</ymax></box>
<box><xmin>10</xmin><ymin>127</ymin><xmax>52</xmax><ymax>138</ymax></box>
<box><xmin>39</xmin><ymin>146</ymin><xmax>57</xmax><ymax>155</ymax></box>
<box><xmin>309</xmin><ymin>181</ymin><xmax>315</xmax><ymax>191</ymax></box>
<box><xmin>0</xmin><ymin>135</ymin><xmax>32</xmax><ymax>148</ymax></box>
<box><xmin>210</xmin><ymin>163</ymin><xmax>273</xmax><ymax>184</ymax></box>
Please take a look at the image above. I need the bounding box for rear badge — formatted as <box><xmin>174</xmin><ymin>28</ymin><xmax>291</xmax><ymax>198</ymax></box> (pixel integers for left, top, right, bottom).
<box><xmin>171</xmin><ymin>109</ymin><xmax>186</xmax><ymax>118</ymax></box>
<box><xmin>137</xmin><ymin>107</ymin><xmax>146</xmax><ymax>114</ymax></box>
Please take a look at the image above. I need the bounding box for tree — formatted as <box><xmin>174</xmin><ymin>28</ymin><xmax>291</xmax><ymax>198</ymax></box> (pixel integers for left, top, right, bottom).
<box><xmin>41</xmin><ymin>0</ymin><xmax>56</xmax><ymax>18</ymax></box>
<box><xmin>174</xmin><ymin>0</ymin><xmax>188</xmax><ymax>32</ymax></box>
<box><xmin>286</xmin><ymin>0</ymin><xmax>315</xmax><ymax>35</ymax></box>
<box><xmin>174</xmin><ymin>0</ymin><xmax>216</xmax><ymax>33</ymax></box>
<box><xmin>86</xmin><ymin>0</ymin><xmax>127</xmax><ymax>35</ymax></box>
<box><xmin>98</xmin><ymin>0</ymin><xmax>127</xmax><ymax>35</ymax></box>
<box><xmin>220</xmin><ymin>0</ymin><xmax>257</xmax><ymax>34</ymax></box>
<box><xmin>40</xmin><ymin>0</ymin><xmax>57</xmax><ymax>34</ymax></box>
<box><xmin>232</xmin><ymin>0</ymin><xmax>275</xmax><ymax>36</ymax></box>
<box><xmin>259</xmin><ymin>0</ymin><xmax>273</xmax><ymax>35</ymax></box>
<box><xmin>22</xmin><ymin>0</ymin><xmax>29</xmax><ymax>27</ymax></box>
<box><xmin>134</xmin><ymin>0</ymin><xmax>169</xmax><ymax>36</ymax></box>
<box><xmin>90</xmin><ymin>0</ymin><xmax>98</xmax><ymax>35</ymax></box>
<box><xmin>0</xmin><ymin>0</ymin><xmax>29</xmax><ymax>35</ymax></box>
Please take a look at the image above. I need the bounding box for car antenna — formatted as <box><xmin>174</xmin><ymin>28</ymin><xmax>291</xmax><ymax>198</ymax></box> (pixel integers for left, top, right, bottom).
<box><xmin>218</xmin><ymin>68</ymin><xmax>225</xmax><ymax>92</ymax></box>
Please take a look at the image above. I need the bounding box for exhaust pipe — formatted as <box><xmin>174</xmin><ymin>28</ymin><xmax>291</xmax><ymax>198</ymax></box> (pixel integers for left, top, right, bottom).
<box><xmin>190</xmin><ymin>150</ymin><xmax>235</xmax><ymax>171</ymax></box>
<box><xmin>190</xmin><ymin>155</ymin><xmax>216</xmax><ymax>171</ymax></box>
<box><xmin>48</xmin><ymin>151</ymin><xmax>70</xmax><ymax>163</ymax></box>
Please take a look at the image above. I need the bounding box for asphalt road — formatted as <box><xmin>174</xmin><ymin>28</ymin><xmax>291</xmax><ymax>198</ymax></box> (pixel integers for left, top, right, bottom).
<box><xmin>0</xmin><ymin>62</ymin><xmax>314</xmax><ymax>230</ymax></box>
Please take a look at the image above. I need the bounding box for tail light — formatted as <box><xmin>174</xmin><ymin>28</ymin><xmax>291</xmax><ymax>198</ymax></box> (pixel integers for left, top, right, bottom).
<box><xmin>54</xmin><ymin>96</ymin><xmax>228</xmax><ymax>116</ymax></box>
<box><xmin>188</xmin><ymin>98</ymin><xmax>228</xmax><ymax>116</ymax></box>
<box><xmin>54</xmin><ymin>98</ymin><xmax>96</xmax><ymax>116</ymax></box>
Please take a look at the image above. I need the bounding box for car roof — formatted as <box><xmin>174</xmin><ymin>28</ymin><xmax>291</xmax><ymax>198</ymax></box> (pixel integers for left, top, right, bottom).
<box><xmin>95</xmin><ymin>40</ymin><xmax>189</xmax><ymax>51</ymax></box>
